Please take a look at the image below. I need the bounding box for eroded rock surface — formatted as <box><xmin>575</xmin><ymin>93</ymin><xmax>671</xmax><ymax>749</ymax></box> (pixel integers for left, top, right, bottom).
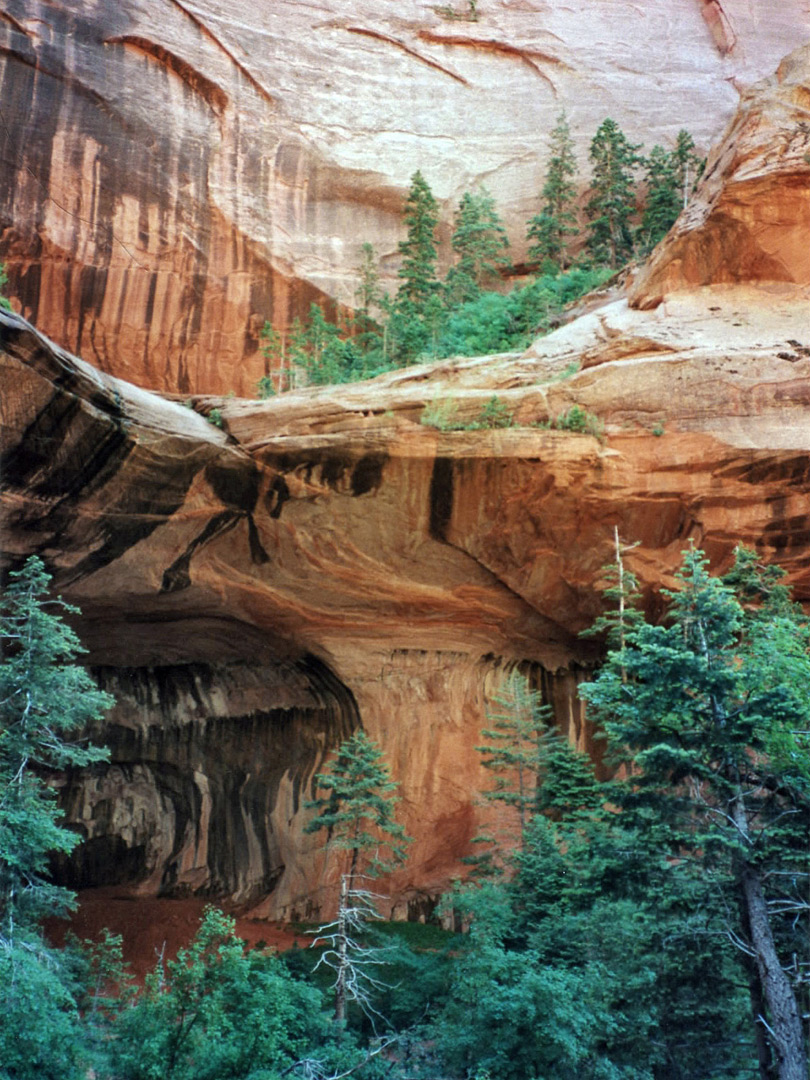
<box><xmin>631</xmin><ymin>43</ymin><xmax>810</xmax><ymax>306</ymax></box>
<box><xmin>5</xmin><ymin>273</ymin><xmax>810</xmax><ymax>917</ymax></box>
<box><xmin>4</xmin><ymin>38</ymin><xmax>810</xmax><ymax>921</ymax></box>
<box><xmin>1</xmin><ymin>0</ymin><xmax>809</xmax><ymax>393</ymax></box>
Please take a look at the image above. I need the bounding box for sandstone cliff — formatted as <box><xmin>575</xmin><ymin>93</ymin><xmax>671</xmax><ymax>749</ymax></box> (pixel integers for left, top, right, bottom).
<box><xmin>1</xmin><ymin>1</ymin><xmax>809</xmax><ymax>394</ymax></box>
<box><xmin>5</xmin><ymin>283</ymin><xmax>810</xmax><ymax>917</ymax></box>
<box><xmin>3</xmin><ymin>34</ymin><xmax>810</xmax><ymax>922</ymax></box>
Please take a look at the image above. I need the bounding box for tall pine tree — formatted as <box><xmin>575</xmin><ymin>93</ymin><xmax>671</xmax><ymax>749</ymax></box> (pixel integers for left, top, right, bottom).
<box><xmin>527</xmin><ymin>111</ymin><xmax>579</xmax><ymax>271</ymax></box>
<box><xmin>581</xmin><ymin>545</ymin><xmax>810</xmax><ymax>1080</ymax></box>
<box><xmin>396</xmin><ymin>170</ymin><xmax>440</xmax><ymax>312</ymax></box>
<box><xmin>445</xmin><ymin>187</ymin><xmax>509</xmax><ymax>306</ymax></box>
<box><xmin>641</xmin><ymin>144</ymin><xmax>681</xmax><ymax>251</ymax></box>
<box><xmin>585</xmin><ymin>118</ymin><xmax>642</xmax><ymax>268</ymax></box>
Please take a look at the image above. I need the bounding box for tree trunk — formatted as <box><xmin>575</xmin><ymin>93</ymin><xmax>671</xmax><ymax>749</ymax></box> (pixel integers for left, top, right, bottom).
<box><xmin>732</xmin><ymin>801</ymin><xmax>806</xmax><ymax>1080</ymax></box>
<box><xmin>334</xmin><ymin>873</ymin><xmax>348</xmax><ymax>1023</ymax></box>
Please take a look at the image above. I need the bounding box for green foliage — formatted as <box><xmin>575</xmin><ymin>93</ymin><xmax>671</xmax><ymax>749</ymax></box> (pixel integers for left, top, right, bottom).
<box><xmin>206</xmin><ymin>407</ymin><xmax>223</xmax><ymax>427</ymax></box>
<box><xmin>0</xmin><ymin>931</ymin><xmax>88</xmax><ymax>1080</ymax></box>
<box><xmin>257</xmin><ymin>321</ymin><xmax>282</xmax><ymax>396</ymax></box>
<box><xmin>420</xmin><ymin>395</ymin><xmax>514</xmax><ymax>432</ymax></box>
<box><xmin>354</xmin><ymin>242</ymin><xmax>385</xmax><ymax>357</ymax></box>
<box><xmin>581</xmin><ymin>545</ymin><xmax>810</xmax><ymax>1076</ymax></box>
<box><xmin>397</xmin><ymin>170</ymin><xmax>440</xmax><ymax>314</ymax></box>
<box><xmin>552</xmin><ymin>404</ymin><xmax>604</xmax><ymax>438</ymax></box>
<box><xmin>0</xmin><ymin>557</ymin><xmax>112</xmax><ymax>936</ymax></box>
<box><xmin>527</xmin><ymin>111</ymin><xmax>579</xmax><ymax>271</ymax></box>
<box><xmin>476</xmin><ymin>394</ymin><xmax>513</xmax><ymax>428</ymax></box>
<box><xmin>110</xmin><ymin>907</ymin><xmax>340</xmax><ymax>1080</ymax></box>
<box><xmin>0</xmin><ymin>557</ymin><xmax>112</xmax><ymax>1079</ymax></box>
<box><xmin>476</xmin><ymin>673</ymin><xmax>551</xmax><ymax>832</ymax></box>
<box><xmin>0</xmin><ymin>262</ymin><xmax>11</xmax><ymax>310</ymax></box>
<box><xmin>445</xmin><ymin>187</ymin><xmax>510</xmax><ymax>305</ymax></box>
<box><xmin>586</xmin><ymin>118</ymin><xmax>643</xmax><ymax>268</ymax></box>
<box><xmin>436</xmin><ymin>266</ymin><xmax>612</xmax><ymax>359</ymax></box>
<box><xmin>256</xmin><ymin>375</ymin><xmax>275</xmax><ymax>398</ymax></box>
<box><xmin>420</xmin><ymin>397</ymin><xmax>461</xmax><ymax>431</ymax></box>
<box><xmin>640</xmin><ymin>145</ymin><xmax>681</xmax><ymax>251</ymax></box>
<box><xmin>305</xmin><ymin>730</ymin><xmax>411</xmax><ymax>884</ymax></box>
<box><xmin>671</xmin><ymin>129</ymin><xmax>703</xmax><ymax>207</ymax></box>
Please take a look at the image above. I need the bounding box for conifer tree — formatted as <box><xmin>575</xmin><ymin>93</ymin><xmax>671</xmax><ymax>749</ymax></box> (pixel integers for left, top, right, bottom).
<box><xmin>445</xmin><ymin>187</ymin><xmax>509</xmax><ymax>306</ymax></box>
<box><xmin>476</xmin><ymin>672</ymin><xmax>551</xmax><ymax>838</ymax></box>
<box><xmin>581</xmin><ymin>545</ymin><xmax>810</xmax><ymax>1080</ymax></box>
<box><xmin>0</xmin><ymin>556</ymin><xmax>113</xmax><ymax>1080</ymax></box>
<box><xmin>305</xmin><ymin>730</ymin><xmax>411</xmax><ymax>1022</ymax></box>
<box><xmin>305</xmin><ymin>730</ymin><xmax>410</xmax><ymax>888</ymax></box>
<box><xmin>0</xmin><ymin>556</ymin><xmax>112</xmax><ymax>939</ymax></box>
<box><xmin>585</xmin><ymin>118</ymin><xmax>642</xmax><ymax>268</ymax></box>
<box><xmin>527</xmin><ymin>111</ymin><xmax>579</xmax><ymax>271</ymax></box>
<box><xmin>671</xmin><ymin>129</ymin><xmax>703</xmax><ymax>209</ymax></box>
<box><xmin>396</xmin><ymin>170</ymin><xmax>440</xmax><ymax>313</ymax></box>
<box><xmin>641</xmin><ymin>144</ymin><xmax>681</xmax><ymax>251</ymax></box>
<box><xmin>354</xmin><ymin>241</ymin><xmax>384</xmax><ymax>356</ymax></box>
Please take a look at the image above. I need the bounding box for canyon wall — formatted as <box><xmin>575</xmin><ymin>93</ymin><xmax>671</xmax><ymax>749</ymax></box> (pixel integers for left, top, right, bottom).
<box><xmin>1</xmin><ymin>1</ymin><xmax>809</xmax><ymax>394</ymax></box>
<box><xmin>2</xmin><ymin>29</ymin><xmax>810</xmax><ymax>920</ymax></box>
<box><xmin>5</xmin><ymin>272</ymin><xmax>810</xmax><ymax>917</ymax></box>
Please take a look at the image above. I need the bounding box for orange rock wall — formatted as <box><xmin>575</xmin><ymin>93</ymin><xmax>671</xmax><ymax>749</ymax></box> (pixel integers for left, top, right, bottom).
<box><xmin>1</xmin><ymin>0</ymin><xmax>810</xmax><ymax>393</ymax></box>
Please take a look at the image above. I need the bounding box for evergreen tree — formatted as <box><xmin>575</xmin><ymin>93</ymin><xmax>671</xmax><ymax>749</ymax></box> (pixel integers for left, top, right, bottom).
<box><xmin>476</xmin><ymin>672</ymin><xmax>551</xmax><ymax>838</ymax></box>
<box><xmin>445</xmin><ymin>187</ymin><xmax>509</xmax><ymax>306</ymax></box>
<box><xmin>284</xmin><ymin>304</ymin><xmax>364</xmax><ymax>386</ymax></box>
<box><xmin>671</xmin><ymin>129</ymin><xmax>703</xmax><ymax>209</ymax></box>
<box><xmin>396</xmin><ymin>170</ymin><xmax>440</xmax><ymax>314</ymax></box>
<box><xmin>585</xmin><ymin>118</ymin><xmax>643</xmax><ymax>268</ymax></box>
<box><xmin>641</xmin><ymin>144</ymin><xmax>681</xmax><ymax>251</ymax></box>
<box><xmin>527</xmin><ymin>110</ymin><xmax>579</xmax><ymax>271</ymax></box>
<box><xmin>0</xmin><ymin>556</ymin><xmax>113</xmax><ymax>1079</ymax></box>
<box><xmin>354</xmin><ymin>242</ymin><xmax>385</xmax><ymax>357</ymax></box>
<box><xmin>581</xmin><ymin>545</ymin><xmax>810</xmax><ymax>1080</ymax></box>
<box><xmin>0</xmin><ymin>556</ymin><xmax>112</xmax><ymax>938</ymax></box>
<box><xmin>305</xmin><ymin>730</ymin><xmax>410</xmax><ymax>889</ymax></box>
<box><xmin>305</xmin><ymin>731</ymin><xmax>411</xmax><ymax>1022</ymax></box>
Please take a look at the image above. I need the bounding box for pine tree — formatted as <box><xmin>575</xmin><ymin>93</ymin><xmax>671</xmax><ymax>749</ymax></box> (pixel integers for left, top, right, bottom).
<box><xmin>445</xmin><ymin>187</ymin><xmax>509</xmax><ymax>306</ymax></box>
<box><xmin>0</xmin><ymin>556</ymin><xmax>113</xmax><ymax>1080</ymax></box>
<box><xmin>476</xmin><ymin>672</ymin><xmax>551</xmax><ymax>838</ymax></box>
<box><xmin>396</xmin><ymin>170</ymin><xmax>440</xmax><ymax>313</ymax></box>
<box><xmin>526</xmin><ymin>111</ymin><xmax>579</xmax><ymax>271</ymax></box>
<box><xmin>0</xmin><ymin>556</ymin><xmax>112</xmax><ymax>938</ymax></box>
<box><xmin>305</xmin><ymin>730</ymin><xmax>410</xmax><ymax>888</ymax></box>
<box><xmin>585</xmin><ymin>118</ymin><xmax>642</xmax><ymax>268</ymax></box>
<box><xmin>581</xmin><ymin>545</ymin><xmax>810</xmax><ymax>1080</ymax></box>
<box><xmin>671</xmin><ymin>129</ymin><xmax>703</xmax><ymax>210</ymax></box>
<box><xmin>640</xmin><ymin>144</ymin><xmax>681</xmax><ymax>251</ymax></box>
<box><xmin>305</xmin><ymin>731</ymin><xmax>411</xmax><ymax>1022</ymax></box>
<box><xmin>353</xmin><ymin>242</ymin><xmax>384</xmax><ymax>357</ymax></box>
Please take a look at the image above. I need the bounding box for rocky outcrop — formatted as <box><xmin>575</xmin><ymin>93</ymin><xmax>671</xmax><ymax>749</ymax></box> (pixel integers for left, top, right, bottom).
<box><xmin>631</xmin><ymin>44</ymin><xmax>810</xmax><ymax>307</ymax></box>
<box><xmin>1</xmin><ymin>1</ymin><xmax>809</xmax><ymax>394</ymax></box>
<box><xmin>5</xmin><ymin>270</ymin><xmax>810</xmax><ymax>917</ymax></box>
<box><xmin>4</xmin><ymin>39</ymin><xmax>810</xmax><ymax>921</ymax></box>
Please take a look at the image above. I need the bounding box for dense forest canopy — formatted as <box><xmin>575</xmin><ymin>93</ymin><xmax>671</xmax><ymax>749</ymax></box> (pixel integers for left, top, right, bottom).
<box><xmin>2</xmin><ymin>544</ymin><xmax>808</xmax><ymax>1080</ymax></box>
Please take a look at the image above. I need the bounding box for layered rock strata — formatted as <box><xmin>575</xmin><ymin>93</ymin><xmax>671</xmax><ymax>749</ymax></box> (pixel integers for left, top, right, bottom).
<box><xmin>4</xmin><ymin>278</ymin><xmax>810</xmax><ymax>916</ymax></box>
<box><xmin>1</xmin><ymin>0</ymin><xmax>809</xmax><ymax>393</ymax></box>
<box><xmin>4</xmin><ymin>41</ymin><xmax>810</xmax><ymax>919</ymax></box>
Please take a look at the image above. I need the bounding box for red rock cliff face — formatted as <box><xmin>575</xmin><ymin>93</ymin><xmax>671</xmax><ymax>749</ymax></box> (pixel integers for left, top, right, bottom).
<box><xmin>1</xmin><ymin>0</ymin><xmax>809</xmax><ymax>394</ymax></box>
<box><xmin>3</xmin><ymin>39</ymin><xmax>810</xmax><ymax>921</ymax></box>
<box><xmin>5</xmin><ymin>278</ymin><xmax>810</xmax><ymax>918</ymax></box>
